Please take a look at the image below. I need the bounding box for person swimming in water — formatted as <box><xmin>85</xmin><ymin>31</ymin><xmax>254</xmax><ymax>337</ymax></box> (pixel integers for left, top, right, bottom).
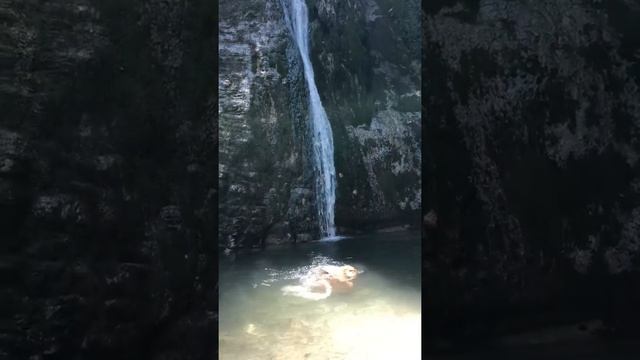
<box><xmin>281</xmin><ymin>265</ymin><xmax>358</xmax><ymax>300</ymax></box>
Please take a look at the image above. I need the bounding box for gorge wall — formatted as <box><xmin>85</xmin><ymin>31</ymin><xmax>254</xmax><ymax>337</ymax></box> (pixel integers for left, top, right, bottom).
<box><xmin>0</xmin><ymin>1</ymin><xmax>216</xmax><ymax>359</ymax></box>
<box><xmin>424</xmin><ymin>0</ymin><xmax>640</xmax><ymax>344</ymax></box>
<box><xmin>218</xmin><ymin>0</ymin><xmax>422</xmax><ymax>251</ymax></box>
<box><xmin>7</xmin><ymin>0</ymin><xmax>640</xmax><ymax>356</ymax></box>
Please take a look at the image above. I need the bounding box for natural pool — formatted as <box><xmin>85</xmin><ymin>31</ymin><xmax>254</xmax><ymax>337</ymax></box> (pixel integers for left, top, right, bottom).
<box><xmin>219</xmin><ymin>230</ymin><xmax>421</xmax><ymax>359</ymax></box>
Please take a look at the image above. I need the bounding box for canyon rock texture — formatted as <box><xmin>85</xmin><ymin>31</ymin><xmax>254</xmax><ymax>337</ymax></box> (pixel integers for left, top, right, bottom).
<box><xmin>218</xmin><ymin>0</ymin><xmax>421</xmax><ymax>251</ymax></box>
<box><xmin>0</xmin><ymin>1</ymin><xmax>216</xmax><ymax>359</ymax></box>
<box><xmin>424</xmin><ymin>0</ymin><xmax>640</xmax><ymax>344</ymax></box>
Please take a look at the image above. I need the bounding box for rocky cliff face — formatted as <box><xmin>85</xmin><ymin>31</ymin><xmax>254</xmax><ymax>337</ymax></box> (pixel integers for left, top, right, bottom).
<box><xmin>424</xmin><ymin>0</ymin><xmax>640</xmax><ymax>343</ymax></box>
<box><xmin>310</xmin><ymin>0</ymin><xmax>422</xmax><ymax>229</ymax></box>
<box><xmin>218</xmin><ymin>0</ymin><xmax>421</xmax><ymax>251</ymax></box>
<box><xmin>0</xmin><ymin>0</ymin><xmax>216</xmax><ymax>359</ymax></box>
<box><xmin>218</xmin><ymin>0</ymin><xmax>317</xmax><ymax>250</ymax></box>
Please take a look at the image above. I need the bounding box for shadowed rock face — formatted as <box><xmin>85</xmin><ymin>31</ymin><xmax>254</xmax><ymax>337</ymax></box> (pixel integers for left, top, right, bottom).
<box><xmin>218</xmin><ymin>0</ymin><xmax>421</xmax><ymax>251</ymax></box>
<box><xmin>309</xmin><ymin>0</ymin><xmax>422</xmax><ymax>230</ymax></box>
<box><xmin>424</xmin><ymin>0</ymin><xmax>640</xmax><ymax>344</ymax></box>
<box><xmin>0</xmin><ymin>0</ymin><xmax>216</xmax><ymax>359</ymax></box>
<box><xmin>218</xmin><ymin>0</ymin><xmax>317</xmax><ymax>250</ymax></box>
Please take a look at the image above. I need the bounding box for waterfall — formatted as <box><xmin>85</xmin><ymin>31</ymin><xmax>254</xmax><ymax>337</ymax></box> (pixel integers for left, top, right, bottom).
<box><xmin>282</xmin><ymin>0</ymin><xmax>337</xmax><ymax>238</ymax></box>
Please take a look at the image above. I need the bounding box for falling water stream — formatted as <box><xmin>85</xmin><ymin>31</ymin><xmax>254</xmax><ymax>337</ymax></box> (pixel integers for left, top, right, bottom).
<box><xmin>283</xmin><ymin>0</ymin><xmax>337</xmax><ymax>238</ymax></box>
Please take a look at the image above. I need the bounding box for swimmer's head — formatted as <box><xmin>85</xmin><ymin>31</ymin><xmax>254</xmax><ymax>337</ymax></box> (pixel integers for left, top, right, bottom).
<box><xmin>342</xmin><ymin>265</ymin><xmax>358</xmax><ymax>280</ymax></box>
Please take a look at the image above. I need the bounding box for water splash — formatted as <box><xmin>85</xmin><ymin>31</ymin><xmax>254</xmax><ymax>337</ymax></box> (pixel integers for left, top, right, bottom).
<box><xmin>259</xmin><ymin>255</ymin><xmax>347</xmax><ymax>286</ymax></box>
<box><xmin>319</xmin><ymin>235</ymin><xmax>349</xmax><ymax>242</ymax></box>
<box><xmin>282</xmin><ymin>0</ymin><xmax>337</xmax><ymax>238</ymax></box>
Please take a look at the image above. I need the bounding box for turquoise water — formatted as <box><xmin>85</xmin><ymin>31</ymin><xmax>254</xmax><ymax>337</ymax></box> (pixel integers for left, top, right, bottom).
<box><xmin>219</xmin><ymin>230</ymin><xmax>422</xmax><ymax>359</ymax></box>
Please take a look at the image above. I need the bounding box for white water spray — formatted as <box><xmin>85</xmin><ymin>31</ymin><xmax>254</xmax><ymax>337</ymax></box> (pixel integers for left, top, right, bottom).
<box><xmin>282</xmin><ymin>0</ymin><xmax>337</xmax><ymax>238</ymax></box>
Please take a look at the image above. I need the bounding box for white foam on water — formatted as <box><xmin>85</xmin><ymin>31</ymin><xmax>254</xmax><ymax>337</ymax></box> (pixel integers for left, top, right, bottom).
<box><xmin>320</xmin><ymin>235</ymin><xmax>350</xmax><ymax>242</ymax></box>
